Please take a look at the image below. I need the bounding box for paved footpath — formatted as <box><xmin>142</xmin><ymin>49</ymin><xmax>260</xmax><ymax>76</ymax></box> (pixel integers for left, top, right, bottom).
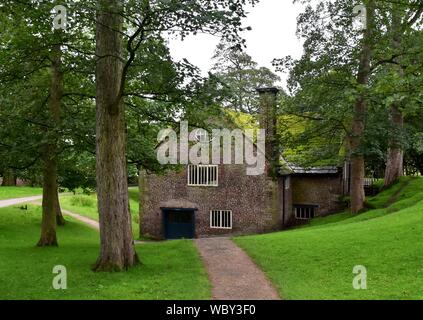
<box><xmin>195</xmin><ymin>237</ymin><xmax>280</xmax><ymax>300</ymax></box>
<box><xmin>0</xmin><ymin>196</ymin><xmax>147</xmax><ymax>244</ymax></box>
<box><xmin>60</xmin><ymin>208</ymin><xmax>99</xmax><ymax>230</ymax></box>
<box><xmin>0</xmin><ymin>195</ymin><xmax>43</xmax><ymax>208</ymax></box>
<box><xmin>29</xmin><ymin>201</ymin><xmax>146</xmax><ymax>244</ymax></box>
<box><xmin>0</xmin><ymin>196</ymin><xmax>101</xmax><ymax>231</ymax></box>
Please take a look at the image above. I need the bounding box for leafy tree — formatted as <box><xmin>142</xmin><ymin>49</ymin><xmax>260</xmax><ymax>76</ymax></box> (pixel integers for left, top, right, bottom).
<box><xmin>0</xmin><ymin>0</ymin><xmax>96</xmax><ymax>243</ymax></box>
<box><xmin>274</xmin><ymin>0</ymin><xmax>422</xmax><ymax>213</ymax></box>
<box><xmin>211</xmin><ymin>40</ymin><xmax>280</xmax><ymax>114</ymax></box>
<box><xmin>378</xmin><ymin>2</ymin><xmax>423</xmax><ymax>187</ymax></box>
<box><xmin>93</xmin><ymin>0</ymin><xmax>258</xmax><ymax>271</ymax></box>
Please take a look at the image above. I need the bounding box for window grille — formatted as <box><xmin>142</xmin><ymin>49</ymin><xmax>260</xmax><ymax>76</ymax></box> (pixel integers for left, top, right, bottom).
<box><xmin>294</xmin><ymin>205</ymin><xmax>317</xmax><ymax>220</ymax></box>
<box><xmin>187</xmin><ymin>165</ymin><xmax>218</xmax><ymax>187</ymax></box>
<box><xmin>210</xmin><ymin>210</ymin><xmax>232</xmax><ymax>229</ymax></box>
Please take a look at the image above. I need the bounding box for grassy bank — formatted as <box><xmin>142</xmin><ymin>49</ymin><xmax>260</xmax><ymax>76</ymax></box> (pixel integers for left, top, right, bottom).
<box><xmin>235</xmin><ymin>177</ymin><xmax>423</xmax><ymax>300</ymax></box>
<box><xmin>0</xmin><ymin>186</ymin><xmax>43</xmax><ymax>200</ymax></box>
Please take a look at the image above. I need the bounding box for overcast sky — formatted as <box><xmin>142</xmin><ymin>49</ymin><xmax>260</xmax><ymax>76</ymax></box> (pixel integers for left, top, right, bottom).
<box><xmin>167</xmin><ymin>0</ymin><xmax>306</xmax><ymax>87</ymax></box>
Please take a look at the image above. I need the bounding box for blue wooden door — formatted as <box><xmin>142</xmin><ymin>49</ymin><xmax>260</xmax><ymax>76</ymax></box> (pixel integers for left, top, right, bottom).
<box><xmin>163</xmin><ymin>209</ymin><xmax>195</xmax><ymax>239</ymax></box>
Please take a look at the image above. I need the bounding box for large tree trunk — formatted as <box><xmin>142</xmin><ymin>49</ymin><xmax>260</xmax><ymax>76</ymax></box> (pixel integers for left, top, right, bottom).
<box><xmin>38</xmin><ymin>146</ymin><xmax>59</xmax><ymax>246</ymax></box>
<box><xmin>384</xmin><ymin>106</ymin><xmax>404</xmax><ymax>186</ymax></box>
<box><xmin>2</xmin><ymin>169</ymin><xmax>16</xmax><ymax>186</ymax></box>
<box><xmin>349</xmin><ymin>102</ymin><xmax>366</xmax><ymax>215</ymax></box>
<box><xmin>384</xmin><ymin>5</ymin><xmax>404</xmax><ymax>188</ymax></box>
<box><xmin>93</xmin><ymin>0</ymin><xmax>139</xmax><ymax>272</ymax></box>
<box><xmin>349</xmin><ymin>0</ymin><xmax>375</xmax><ymax>214</ymax></box>
<box><xmin>38</xmin><ymin>42</ymin><xmax>63</xmax><ymax>246</ymax></box>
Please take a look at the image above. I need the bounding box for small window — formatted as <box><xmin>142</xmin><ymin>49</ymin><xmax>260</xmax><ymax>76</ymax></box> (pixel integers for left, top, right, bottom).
<box><xmin>210</xmin><ymin>210</ymin><xmax>232</xmax><ymax>229</ymax></box>
<box><xmin>294</xmin><ymin>205</ymin><xmax>317</xmax><ymax>220</ymax></box>
<box><xmin>188</xmin><ymin>165</ymin><xmax>218</xmax><ymax>186</ymax></box>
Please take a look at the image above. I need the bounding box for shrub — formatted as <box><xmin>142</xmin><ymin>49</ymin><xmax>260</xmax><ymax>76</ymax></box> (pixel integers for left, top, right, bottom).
<box><xmin>70</xmin><ymin>195</ymin><xmax>96</xmax><ymax>208</ymax></box>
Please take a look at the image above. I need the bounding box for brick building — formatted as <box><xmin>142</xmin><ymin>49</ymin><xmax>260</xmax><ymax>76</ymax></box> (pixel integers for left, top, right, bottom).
<box><xmin>139</xmin><ymin>88</ymin><xmax>344</xmax><ymax>239</ymax></box>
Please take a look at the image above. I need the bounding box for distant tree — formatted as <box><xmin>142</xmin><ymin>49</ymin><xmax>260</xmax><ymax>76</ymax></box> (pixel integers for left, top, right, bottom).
<box><xmin>212</xmin><ymin>40</ymin><xmax>280</xmax><ymax>114</ymax></box>
<box><xmin>0</xmin><ymin>169</ymin><xmax>16</xmax><ymax>186</ymax></box>
<box><xmin>381</xmin><ymin>2</ymin><xmax>423</xmax><ymax>187</ymax></box>
<box><xmin>404</xmin><ymin>105</ymin><xmax>423</xmax><ymax>175</ymax></box>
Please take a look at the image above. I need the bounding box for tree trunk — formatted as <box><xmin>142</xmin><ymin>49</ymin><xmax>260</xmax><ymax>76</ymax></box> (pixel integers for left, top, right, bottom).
<box><xmin>349</xmin><ymin>0</ymin><xmax>375</xmax><ymax>214</ymax></box>
<box><xmin>2</xmin><ymin>169</ymin><xmax>16</xmax><ymax>186</ymax></box>
<box><xmin>55</xmin><ymin>188</ymin><xmax>66</xmax><ymax>226</ymax></box>
<box><xmin>37</xmin><ymin>41</ymin><xmax>63</xmax><ymax>247</ymax></box>
<box><xmin>384</xmin><ymin>5</ymin><xmax>404</xmax><ymax>188</ymax></box>
<box><xmin>384</xmin><ymin>106</ymin><xmax>404</xmax><ymax>186</ymax></box>
<box><xmin>138</xmin><ymin>168</ymin><xmax>147</xmax><ymax>240</ymax></box>
<box><xmin>38</xmin><ymin>145</ymin><xmax>59</xmax><ymax>246</ymax></box>
<box><xmin>349</xmin><ymin>104</ymin><xmax>366</xmax><ymax>215</ymax></box>
<box><xmin>93</xmin><ymin>0</ymin><xmax>139</xmax><ymax>272</ymax></box>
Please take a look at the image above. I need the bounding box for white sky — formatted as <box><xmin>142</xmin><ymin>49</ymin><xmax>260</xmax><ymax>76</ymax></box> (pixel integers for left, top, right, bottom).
<box><xmin>167</xmin><ymin>0</ymin><xmax>306</xmax><ymax>87</ymax></box>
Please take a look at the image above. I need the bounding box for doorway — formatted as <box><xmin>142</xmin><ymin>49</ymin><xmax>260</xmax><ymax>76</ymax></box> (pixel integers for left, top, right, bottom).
<box><xmin>162</xmin><ymin>208</ymin><xmax>196</xmax><ymax>239</ymax></box>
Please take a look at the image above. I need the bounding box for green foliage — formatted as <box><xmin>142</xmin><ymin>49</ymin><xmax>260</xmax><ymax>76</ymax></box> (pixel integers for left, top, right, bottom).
<box><xmin>225</xmin><ymin>109</ymin><xmax>258</xmax><ymax>130</ymax></box>
<box><xmin>405</xmin><ymin>106</ymin><xmax>423</xmax><ymax>174</ymax></box>
<box><xmin>1</xmin><ymin>0</ymin><xmax>261</xmax><ymax>187</ymax></box>
<box><xmin>212</xmin><ymin>40</ymin><xmax>281</xmax><ymax>114</ymax></box>
<box><xmin>273</xmin><ymin>0</ymin><xmax>423</xmax><ymax>170</ymax></box>
<box><xmin>0</xmin><ymin>0</ymin><xmax>96</xmax><ymax>189</ymax></box>
<box><xmin>69</xmin><ymin>195</ymin><xmax>96</xmax><ymax>208</ymax></box>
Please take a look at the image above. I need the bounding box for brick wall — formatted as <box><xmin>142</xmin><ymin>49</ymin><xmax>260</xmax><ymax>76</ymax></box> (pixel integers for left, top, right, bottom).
<box><xmin>140</xmin><ymin>164</ymin><xmax>283</xmax><ymax>239</ymax></box>
<box><xmin>291</xmin><ymin>175</ymin><xmax>344</xmax><ymax>217</ymax></box>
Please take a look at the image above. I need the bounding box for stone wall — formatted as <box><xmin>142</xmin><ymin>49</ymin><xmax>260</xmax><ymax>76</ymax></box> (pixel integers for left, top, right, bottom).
<box><xmin>291</xmin><ymin>174</ymin><xmax>344</xmax><ymax>217</ymax></box>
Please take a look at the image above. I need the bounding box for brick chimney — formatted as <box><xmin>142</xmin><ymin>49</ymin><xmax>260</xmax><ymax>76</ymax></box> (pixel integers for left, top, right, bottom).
<box><xmin>257</xmin><ymin>87</ymin><xmax>280</xmax><ymax>176</ymax></box>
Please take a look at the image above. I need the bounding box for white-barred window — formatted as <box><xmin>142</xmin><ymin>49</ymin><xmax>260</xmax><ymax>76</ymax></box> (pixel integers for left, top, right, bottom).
<box><xmin>210</xmin><ymin>210</ymin><xmax>232</xmax><ymax>229</ymax></box>
<box><xmin>187</xmin><ymin>165</ymin><xmax>218</xmax><ymax>186</ymax></box>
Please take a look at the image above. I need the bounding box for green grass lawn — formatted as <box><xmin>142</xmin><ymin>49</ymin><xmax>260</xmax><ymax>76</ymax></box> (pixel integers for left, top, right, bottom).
<box><xmin>0</xmin><ymin>186</ymin><xmax>43</xmax><ymax>200</ymax></box>
<box><xmin>234</xmin><ymin>177</ymin><xmax>423</xmax><ymax>300</ymax></box>
<box><xmin>59</xmin><ymin>188</ymin><xmax>140</xmax><ymax>238</ymax></box>
<box><xmin>0</xmin><ymin>205</ymin><xmax>210</xmax><ymax>300</ymax></box>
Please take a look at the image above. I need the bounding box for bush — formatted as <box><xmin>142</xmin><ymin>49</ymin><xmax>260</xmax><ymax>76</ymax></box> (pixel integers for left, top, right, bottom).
<box><xmin>69</xmin><ymin>195</ymin><xmax>96</xmax><ymax>208</ymax></box>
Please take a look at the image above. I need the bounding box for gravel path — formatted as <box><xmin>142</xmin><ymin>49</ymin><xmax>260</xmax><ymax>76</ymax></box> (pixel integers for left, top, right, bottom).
<box><xmin>195</xmin><ymin>237</ymin><xmax>280</xmax><ymax>300</ymax></box>
<box><xmin>0</xmin><ymin>195</ymin><xmax>100</xmax><ymax>230</ymax></box>
<box><xmin>0</xmin><ymin>195</ymin><xmax>43</xmax><ymax>208</ymax></box>
<box><xmin>61</xmin><ymin>208</ymin><xmax>100</xmax><ymax>230</ymax></box>
<box><xmin>26</xmin><ymin>200</ymin><xmax>101</xmax><ymax>230</ymax></box>
<box><xmin>31</xmin><ymin>201</ymin><xmax>146</xmax><ymax>244</ymax></box>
